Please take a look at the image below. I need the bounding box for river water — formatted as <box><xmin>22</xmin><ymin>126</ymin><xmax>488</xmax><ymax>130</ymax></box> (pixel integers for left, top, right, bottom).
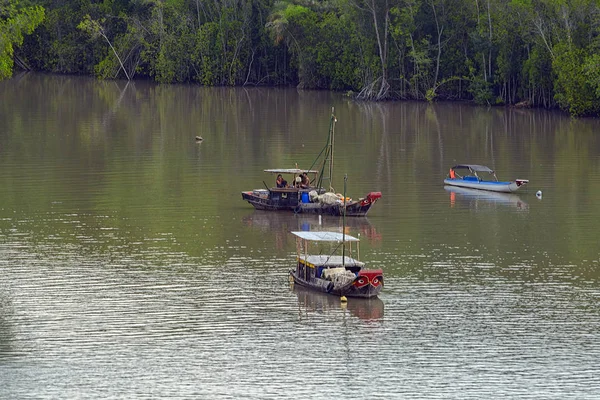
<box><xmin>1</xmin><ymin>73</ymin><xmax>599</xmax><ymax>398</ymax></box>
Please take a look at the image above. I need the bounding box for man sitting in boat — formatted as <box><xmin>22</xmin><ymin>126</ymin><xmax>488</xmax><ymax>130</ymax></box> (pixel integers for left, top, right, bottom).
<box><xmin>299</xmin><ymin>172</ymin><xmax>310</xmax><ymax>188</ymax></box>
<box><xmin>276</xmin><ymin>174</ymin><xmax>288</xmax><ymax>188</ymax></box>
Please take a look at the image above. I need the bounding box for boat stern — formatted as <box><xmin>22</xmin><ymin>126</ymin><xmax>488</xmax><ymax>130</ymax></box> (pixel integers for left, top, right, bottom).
<box><xmin>242</xmin><ymin>189</ymin><xmax>271</xmax><ymax>210</ymax></box>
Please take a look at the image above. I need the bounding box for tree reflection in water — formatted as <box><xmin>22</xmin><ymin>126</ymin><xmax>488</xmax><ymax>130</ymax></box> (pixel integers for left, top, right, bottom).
<box><xmin>243</xmin><ymin>211</ymin><xmax>382</xmax><ymax>250</ymax></box>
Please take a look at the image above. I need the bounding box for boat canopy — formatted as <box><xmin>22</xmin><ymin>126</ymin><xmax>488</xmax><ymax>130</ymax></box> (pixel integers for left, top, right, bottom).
<box><xmin>291</xmin><ymin>231</ymin><xmax>360</xmax><ymax>242</ymax></box>
<box><xmin>451</xmin><ymin>164</ymin><xmax>494</xmax><ymax>173</ymax></box>
<box><xmin>264</xmin><ymin>169</ymin><xmax>319</xmax><ymax>174</ymax></box>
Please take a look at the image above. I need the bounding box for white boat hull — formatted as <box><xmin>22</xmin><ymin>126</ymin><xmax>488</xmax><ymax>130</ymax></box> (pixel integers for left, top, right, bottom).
<box><xmin>444</xmin><ymin>178</ymin><xmax>528</xmax><ymax>193</ymax></box>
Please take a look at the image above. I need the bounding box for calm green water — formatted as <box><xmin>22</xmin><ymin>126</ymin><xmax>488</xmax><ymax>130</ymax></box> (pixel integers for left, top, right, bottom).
<box><xmin>1</xmin><ymin>73</ymin><xmax>600</xmax><ymax>398</ymax></box>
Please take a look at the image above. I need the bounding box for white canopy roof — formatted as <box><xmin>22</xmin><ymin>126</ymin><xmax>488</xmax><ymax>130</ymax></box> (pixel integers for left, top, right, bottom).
<box><xmin>451</xmin><ymin>164</ymin><xmax>494</xmax><ymax>173</ymax></box>
<box><xmin>264</xmin><ymin>169</ymin><xmax>319</xmax><ymax>174</ymax></box>
<box><xmin>291</xmin><ymin>231</ymin><xmax>360</xmax><ymax>242</ymax></box>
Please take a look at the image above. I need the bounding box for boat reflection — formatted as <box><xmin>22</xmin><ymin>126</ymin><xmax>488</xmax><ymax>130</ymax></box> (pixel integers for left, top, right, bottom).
<box><xmin>242</xmin><ymin>211</ymin><xmax>382</xmax><ymax>242</ymax></box>
<box><xmin>0</xmin><ymin>293</ymin><xmax>14</xmax><ymax>358</ymax></box>
<box><xmin>445</xmin><ymin>185</ymin><xmax>529</xmax><ymax>211</ymax></box>
<box><xmin>292</xmin><ymin>285</ymin><xmax>384</xmax><ymax>321</ymax></box>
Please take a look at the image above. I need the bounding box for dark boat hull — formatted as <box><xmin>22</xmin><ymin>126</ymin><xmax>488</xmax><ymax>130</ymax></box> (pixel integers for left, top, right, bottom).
<box><xmin>242</xmin><ymin>191</ymin><xmax>381</xmax><ymax>217</ymax></box>
<box><xmin>241</xmin><ymin>191</ymin><xmax>293</xmax><ymax>211</ymax></box>
<box><xmin>289</xmin><ymin>270</ymin><xmax>383</xmax><ymax>298</ymax></box>
<box><xmin>296</xmin><ymin>201</ymin><xmax>373</xmax><ymax>217</ymax></box>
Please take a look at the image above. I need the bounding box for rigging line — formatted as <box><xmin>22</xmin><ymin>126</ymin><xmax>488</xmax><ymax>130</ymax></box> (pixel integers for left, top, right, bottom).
<box><xmin>316</xmin><ymin>111</ymin><xmax>336</xmax><ymax>190</ymax></box>
<box><xmin>323</xmin><ymin>241</ymin><xmax>344</xmax><ymax>267</ymax></box>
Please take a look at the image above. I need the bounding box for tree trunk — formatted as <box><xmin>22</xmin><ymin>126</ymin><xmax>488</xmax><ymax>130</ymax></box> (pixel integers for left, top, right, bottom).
<box><xmin>487</xmin><ymin>0</ymin><xmax>492</xmax><ymax>80</ymax></box>
<box><xmin>431</xmin><ymin>0</ymin><xmax>443</xmax><ymax>88</ymax></box>
<box><xmin>368</xmin><ymin>0</ymin><xmax>390</xmax><ymax>100</ymax></box>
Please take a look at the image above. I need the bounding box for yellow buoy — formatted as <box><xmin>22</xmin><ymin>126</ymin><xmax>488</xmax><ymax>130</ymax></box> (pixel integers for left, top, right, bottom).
<box><xmin>340</xmin><ymin>296</ymin><xmax>348</xmax><ymax>302</ymax></box>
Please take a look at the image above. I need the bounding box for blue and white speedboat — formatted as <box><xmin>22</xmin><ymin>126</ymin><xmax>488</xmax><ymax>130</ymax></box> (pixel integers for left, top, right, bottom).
<box><xmin>444</xmin><ymin>164</ymin><xmax>529</xmax><ymax>193</ymax></box>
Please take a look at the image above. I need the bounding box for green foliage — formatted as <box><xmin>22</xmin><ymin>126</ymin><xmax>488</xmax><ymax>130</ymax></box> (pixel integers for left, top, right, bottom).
<box><xmin>268</xmin><ymin>3</ymin><xmax>320</xmax><ymax>88</ymax></box>
<box><xmin>521</xmin><ymin>45</ymin><xmax>554</xmax><ymax>106</ymax></box>
<box><xmin>583</xmin><ymin>53</ymin><xmax>600</xmax><ymax>98</ymax></box>
<box><xmin>407</xmin><ymin>37</ymin><xmax>433</xmax><ymax>99</ymax></box>
<box><xmin>552</xmin><ymin>43</ymin><xmax>600</xmax><ymax>116</ymax></box>
<box><xmin>468</xmin><ymin>76</ymin><xmax>494</xmax><ymax>105</ymax></box>
<box><xmin>425</xmin><ymin>87</ymin><xmax>436</xmax><ymax>102</ymax></box>
<box><xmin>266</xmin><ymin>2</ymin><xmax>364</xmax><ymax>90</ymax></box>
<box><xmin>0</xmin><ymin>1</ymin><xmax>45</xmax><ymax>80</ymax></box>
<box><xmin>313</xmin><ymin>12</ymin><xmax>361</xmax><ymax>90</ymax></box>
<box><xmin>77</xmin><ymin>14</ymin><xmax>101</xmax><ymax>38</ymax></box>
<box><xmin>6</xmin><ymin>0</ymin><xmax>600</xmax><ymax>115</ymax></box>
<box><xmin>195</xmin><ymin>21</ymin><xmax>221</xmax><ymax>85</ymax></box>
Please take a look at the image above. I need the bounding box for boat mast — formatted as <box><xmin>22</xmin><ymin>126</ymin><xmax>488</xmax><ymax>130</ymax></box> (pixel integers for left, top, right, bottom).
<box><xmin>329</xmin><ymin>107</ymin><xmax>335</xmax><ymax>192</ymax></box>
<box><xmin>312</xmin><ymin>107</ymin><xmax>337</xmax><ymax>192</ymax></box>
<box><xmin>342</xmin><ymin>174</ymin><xmax>347</xmax><ymax>268</ymax></box>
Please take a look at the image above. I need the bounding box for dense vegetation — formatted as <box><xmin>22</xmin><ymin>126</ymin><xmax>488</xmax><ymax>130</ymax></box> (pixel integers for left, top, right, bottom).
<box><xmin>2</xmin><ymin>0</ymin><xmax>600</xmax><ymax>116</ymax></box>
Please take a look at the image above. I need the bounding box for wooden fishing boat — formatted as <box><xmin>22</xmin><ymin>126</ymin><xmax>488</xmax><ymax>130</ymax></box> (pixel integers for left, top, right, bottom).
<box><xmin>241</xmin><ymin>168</ymin><xmax>322</xmax><ymax>211</ymax></box>
<box><xmin>241</xmin><ymin>109</ymin><xmax>381</xmax><ymax>217</ymax></box>
<box><xmin>289</xmin><ymin>231</ymin><xmax>383</xmax><ymax>299</ymax></box>
<box><xmin>241</xmin><ymin>172</ymin><xmax>381</xmax><ymax>216</ymax></box>
<box><xmin>444</xmin><ymin>164</ymin><xmax>529</xmax><ymax>193</ymax></box>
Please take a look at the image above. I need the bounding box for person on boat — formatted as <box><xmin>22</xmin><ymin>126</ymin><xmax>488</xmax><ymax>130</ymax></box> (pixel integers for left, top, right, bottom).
<box><xmin>300</xmin><ymin>172</ymin><xmax>310</xmax><ymax>188</ymax></box>
<box><xmin>276</xmin><ymin>174</ymin><xmax>288</xmax><ymax>188</ymax></box>
<box><xmin>449</xmin><ymin>168</ymin><xmax>456</xmax><ymax>179</ymax></box>
<box><xmin>294</xmin><ymin>176</ymin><xmax>302</xmax><ymax>188</ymax></box>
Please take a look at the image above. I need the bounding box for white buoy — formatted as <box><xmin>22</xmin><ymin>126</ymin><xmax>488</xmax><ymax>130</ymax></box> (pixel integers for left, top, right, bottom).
<box><xmin>536</xmin><ymin>190</ymin><xmax>542</xmax><ymax>199</ymax></box>
<box><xmin>318</xmin><ymin>215</ymin><xmax>322</xmax><ymax>225</ymax></box>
